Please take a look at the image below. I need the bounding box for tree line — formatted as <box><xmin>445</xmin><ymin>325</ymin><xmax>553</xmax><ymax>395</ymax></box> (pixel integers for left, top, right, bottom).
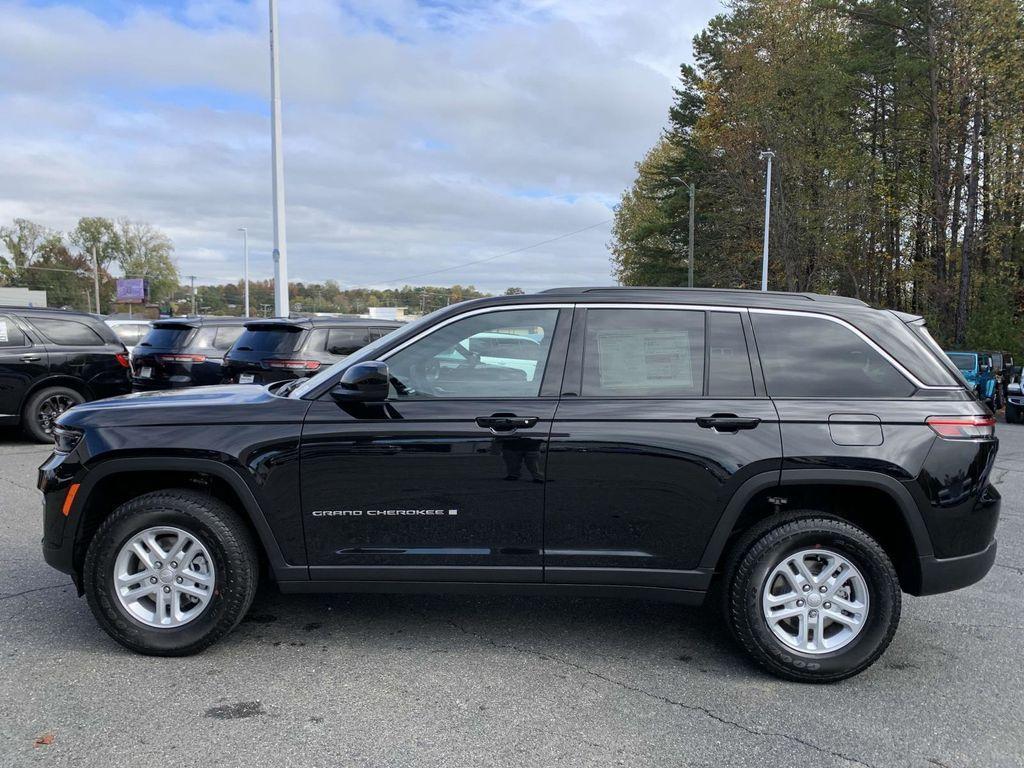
<box><xmin>0</xmin><ymin>217</ymin><xmax>502</xmax><ymax>316</ymax></box>
<box><xmin>0</xmin><ymin>217</ymin><xmax>179</xmax><ymax>312</ymax></box>
<box><xmin>189</xmin><ymin>281</ymin><xmax>491</xmax><ymax>317</ymax></box>
<box><xmin>611</xmin><ymin>0</ymin><xmax>1024</xmax><ymax>349</ymax></box>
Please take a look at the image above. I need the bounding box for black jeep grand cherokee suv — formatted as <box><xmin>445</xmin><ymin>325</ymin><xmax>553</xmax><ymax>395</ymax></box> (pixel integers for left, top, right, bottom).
<box><xmin>39</xmin><ymin>288</ymin><xmax>1000</xmax><ymax>682</ymax></box>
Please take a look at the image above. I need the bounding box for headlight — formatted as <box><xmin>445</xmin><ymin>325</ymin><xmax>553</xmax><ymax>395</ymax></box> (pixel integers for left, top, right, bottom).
<box><xmin>53</xmin><ymin>425</ymin><xmax>83</xmax><ymax>454</ymax></box>
<box><xmin>1008</xmin><ymin>382</ymin><xmax>1021</xmax><ymax>394</ymax></box>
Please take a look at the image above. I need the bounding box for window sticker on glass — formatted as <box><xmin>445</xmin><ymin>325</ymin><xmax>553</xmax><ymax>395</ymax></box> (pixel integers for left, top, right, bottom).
<box><xmin>596</xmin><ymin>329</ymin><xmax>694</xmax><ymax>390</ymax></box>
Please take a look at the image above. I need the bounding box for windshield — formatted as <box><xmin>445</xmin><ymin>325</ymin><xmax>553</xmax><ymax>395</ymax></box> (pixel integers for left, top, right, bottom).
<box><xmin>233</xmin><ymin>326</ymin><xmax>304</xmax><ymax>354</ymax></box>
<box><xmin>138</xmin><ymin>326</ymin><xmax>193</xmax><ymax>349</ymax></box>
<box><xmin>947</xmin><ymin>352</ymin><xmax>976</xmax><ymax>372</ymax></box>
<box><xmin>289</xmin><ymin>309</ymin><xmax>443</xmax><ymax>398</ymax></box>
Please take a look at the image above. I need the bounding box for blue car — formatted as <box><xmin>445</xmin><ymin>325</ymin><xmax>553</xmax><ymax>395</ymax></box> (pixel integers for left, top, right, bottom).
<box><xmin>945</xmin><ymin>350</ymin><xmax>999</xmax><ymax>407</ymax></box>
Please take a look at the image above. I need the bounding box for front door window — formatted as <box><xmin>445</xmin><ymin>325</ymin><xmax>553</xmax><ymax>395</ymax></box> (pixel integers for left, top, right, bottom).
<box><xmin>385</xmin><ymin>309</ymin><xmax>559</xmax><ymax>398</ymax></box>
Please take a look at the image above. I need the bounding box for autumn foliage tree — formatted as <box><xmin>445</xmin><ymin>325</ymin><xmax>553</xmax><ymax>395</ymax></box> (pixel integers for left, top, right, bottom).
<box><xmin>611</xmin><ymin>0</ymin><xmax>1024</xmax><ymax>348</ymax></box>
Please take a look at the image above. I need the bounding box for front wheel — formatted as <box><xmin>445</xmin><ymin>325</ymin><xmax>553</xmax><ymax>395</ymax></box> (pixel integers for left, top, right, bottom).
<box><xmin>723</xmin><ymin>515</ymin><xmax>901</xmax><ymax>683</ymax></box>
<box><xmin>83</xmin><ymin>489</ymin><xmax>259</xmax><ymax>655</ymax></box>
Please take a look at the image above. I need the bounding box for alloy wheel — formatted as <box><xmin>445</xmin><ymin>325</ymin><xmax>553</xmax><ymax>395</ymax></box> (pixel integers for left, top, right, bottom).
<box><xmin>113</xmin><ymin>526</ymin><xmax>216</xmax><ymax>628</ymax></box>
<box><xmin>37</xmin><ymin>393</ymin><xmax>76</xmax><ymax>435</ymax></box>
<box><xmin>761</xmin><ymin>548</ymin><xmax>870</xmax><ymax>654</ymax></box>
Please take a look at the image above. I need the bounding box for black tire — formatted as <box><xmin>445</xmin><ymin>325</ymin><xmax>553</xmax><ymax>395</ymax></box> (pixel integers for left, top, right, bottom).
<box><xmin>22</xmin><ymin>386</ymin><xmax>85</xmax><ymax>443</ymax></box>
<box><xmin>1006</xmin><ymin>403</ymin><xmax>1021</xmax><ymax>424</ymax></box>
<box><xmin>722</xmin><ymin>513</ymin><xmax>901</xmax><ymax>683</ymax></box>
<box><xmin>83</xmin><ymin>489</ymin><xmax>259</xmax><ymax>656</ymax></box>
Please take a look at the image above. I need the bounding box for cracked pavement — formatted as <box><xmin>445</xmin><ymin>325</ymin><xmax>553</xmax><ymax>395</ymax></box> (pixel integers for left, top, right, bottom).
<box><xmin>1</xmin><ymin>423</ymin><xmax>1022</xmax><ymax>767</ymax></box>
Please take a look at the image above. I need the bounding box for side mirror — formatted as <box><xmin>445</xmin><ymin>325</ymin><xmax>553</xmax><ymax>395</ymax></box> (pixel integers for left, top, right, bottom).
<box><xmin>330</xmin><ymin>361</ymin><xmax>389</xmax><ymax>402</ymax></box>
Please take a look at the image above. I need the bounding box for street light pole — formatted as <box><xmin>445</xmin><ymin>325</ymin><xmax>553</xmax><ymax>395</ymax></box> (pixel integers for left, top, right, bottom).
<box><xmin>759</xmin><ymin>150</ymin><xmax>775</xmax><ymax>292</ymax></box>
<box><xmin>268</xmin><ymin>0</ymin><xmax>289</xmax><ymax>317</ymax></box>
<box><xmin>189</xmin><ymin>275</ymin><xmax>197</xmax><ymax>315</ymax></box>
<box><xmin>91</xmin><ymin>246</ymin><xmax>101</xmax><ymax>315</ymax></box>
<box><xmin>237</xmin><ymin>227</ymin><xmax>249</xmax><ymax>317</ymax></box>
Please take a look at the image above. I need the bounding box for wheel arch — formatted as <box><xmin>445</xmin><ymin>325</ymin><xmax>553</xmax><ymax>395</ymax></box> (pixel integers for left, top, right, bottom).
<box><xmin>701</xmin><ymin>469</ymin><xmax>933</xmax><ymax>593</ymax></box>
<box><xmin>22</xmin><ymin>376</ymin><xmax>92</xmax><ymax>412</ymax></box>
<box><xmin>71</xmin><ymin>457</ymin><xmax>304</xmax><ymax>584</ymax></box>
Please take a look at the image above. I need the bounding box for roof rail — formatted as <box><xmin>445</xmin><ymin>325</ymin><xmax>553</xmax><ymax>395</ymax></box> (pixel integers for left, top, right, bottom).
<box><xmin>537</xmin><ymin>286</ymin><xmax>869</xmax><ymax>307</ymax></box>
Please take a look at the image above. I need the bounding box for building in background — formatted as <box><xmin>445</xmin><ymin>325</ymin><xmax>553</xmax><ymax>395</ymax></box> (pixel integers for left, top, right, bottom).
<box><xmin>0</xmin><ymin>287</ymin><xmax>47</xmax><ymax>307</ymax></box>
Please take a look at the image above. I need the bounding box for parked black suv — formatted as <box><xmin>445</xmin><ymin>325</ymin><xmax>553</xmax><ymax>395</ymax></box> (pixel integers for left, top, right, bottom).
<box><xmin>222</xmin><ymin>317</ymin><xmax>403</xmax><ymax>385</ymax></box>
<box><xmin>39</xmin><ymin>288</ymin><xmax>1000</xmax><ymax>681</ymax></box>
<box><xmin>131</xmin><ymin>317</ymin><xmax>247</xmax><ymax>391</ymax></box>
<box><xmin>0</xmin><ymin>306</ymin><xmax>129</xmax><ymax>442</ymax></box>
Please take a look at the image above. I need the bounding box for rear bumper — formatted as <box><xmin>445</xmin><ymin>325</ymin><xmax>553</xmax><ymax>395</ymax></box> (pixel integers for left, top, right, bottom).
<box><xmin>914</xmin><ymin>539</ymin><xmax>997</xmax><ymax>596</ymax></box>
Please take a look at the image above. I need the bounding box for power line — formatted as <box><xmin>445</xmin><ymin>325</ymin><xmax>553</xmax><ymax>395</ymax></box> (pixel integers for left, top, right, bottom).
<box><xmin>347</xmin><ymin>219</ymin><xmax>613</xmax><ymax>288</ymax></box>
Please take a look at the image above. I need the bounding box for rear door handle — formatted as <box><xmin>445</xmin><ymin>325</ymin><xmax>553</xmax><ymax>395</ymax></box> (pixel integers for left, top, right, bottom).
<box><xmin>19</xmin><ymin>354</ymin><xmax>41</xmax><ymax>362</ymax></box>
<box><xmin>475</xmin><ymin>415</ymin><xmax>539</xmax><ymax>432</ymax></box>
<box><xmin>696</xmin><ymin>414</ymin><xmax>761</xmax><ymax>433</ymax></box>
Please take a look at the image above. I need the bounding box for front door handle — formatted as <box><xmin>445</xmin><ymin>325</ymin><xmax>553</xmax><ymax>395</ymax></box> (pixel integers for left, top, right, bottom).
<box><xmin>696</xmin><ymin>414</ymin><xmax>761</xmax><ymax>433</ymax></box>
<box><xmin>20</xmin><ymin>354</ymin><xmax>41</xmax><ymax>362</ymax></box>
<box><xmin>475</xmin><ymin>415</ymin><xmax>539</xmax><ymax>432</ymax></box>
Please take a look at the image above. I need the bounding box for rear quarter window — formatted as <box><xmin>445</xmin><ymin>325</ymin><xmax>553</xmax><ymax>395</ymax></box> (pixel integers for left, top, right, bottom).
<box><xmin>30</xmin><ymin>317</ymin><xmax>105</xmax><ymax>346</ymax></box>
<box><xmin>751</xmin><ymin>313</ymin><xmax>914</xmax><ymax>398</ymax></box>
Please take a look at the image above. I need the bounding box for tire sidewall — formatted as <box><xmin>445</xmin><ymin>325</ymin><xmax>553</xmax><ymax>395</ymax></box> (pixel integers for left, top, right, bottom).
<box><xmin>23</xmin><ymin>386</ymin><xmax>85</xmax><ymax>443</ymax></box>
<box><xmin>86</xmin><ymin>506</ymin><xmax>238</xmax><ymax>654</ymax></box>
<box><xmin>738</xmin><ymin>526</ymin><xmax>898</xmax><ymax>679</ymax></box>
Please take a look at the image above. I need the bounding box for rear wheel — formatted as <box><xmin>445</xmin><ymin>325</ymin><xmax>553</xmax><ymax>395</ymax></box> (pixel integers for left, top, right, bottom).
<box><xmin>83</xmin><ymin>489</ymin><xmax>259</xmax><ymax>655</ymax></box>
<box><xmin>723</xmin><ymin>514</ymin><xmax>901</xmax><ymax>683</ymax></box>
<box><xmin>22</xmin><ymin>386</ymin><xmax>84</xmax><ymax>443</ymax></box>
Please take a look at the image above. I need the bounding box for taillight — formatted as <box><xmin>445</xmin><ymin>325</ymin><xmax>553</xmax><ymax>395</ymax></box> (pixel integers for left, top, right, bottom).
<box><xmin>264</xmin><ymin>359</ymin><xmax>321</xmax><ymax>370</ymax></box>
<box><xmin>156</xmin><ymin>354</ymin><xmax>207</xmax><ymax>363</ymax></box>
<box><xmin>114</xmin><ymin>353</ymin><xmax>130</xmax><ymax>368</ymax></box>
<box><xmin>926</xmin><ymin>415</ymin><xmax>996</xmax><ymax>439</ymax></box>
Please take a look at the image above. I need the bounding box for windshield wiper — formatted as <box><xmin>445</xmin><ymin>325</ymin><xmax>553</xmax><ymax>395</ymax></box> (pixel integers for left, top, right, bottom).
<box><xmin>277</xmin><ymin>379</ymin><xmax>301</xmax><ymax>397</ymax></box>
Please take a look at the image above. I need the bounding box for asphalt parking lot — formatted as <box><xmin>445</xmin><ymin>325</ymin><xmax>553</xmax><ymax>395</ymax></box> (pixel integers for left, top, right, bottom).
<box><xmin>1</xmin><ymin>424</ymin><xmax>1022</xmax><ymax>768</ymax></box>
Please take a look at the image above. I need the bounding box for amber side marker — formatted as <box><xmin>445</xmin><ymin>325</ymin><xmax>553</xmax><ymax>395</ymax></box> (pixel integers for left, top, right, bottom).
<box><xmin>62</xmin><ymin>483</ymin><xmax>80</xmax><ymax>517</ymax></box>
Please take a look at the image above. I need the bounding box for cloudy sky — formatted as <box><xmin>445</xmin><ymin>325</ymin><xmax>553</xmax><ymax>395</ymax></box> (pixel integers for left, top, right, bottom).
<box><xmin>0</xmin><ymin>0</ymin><xmax>722</xmax><ymax>293</ymax></box>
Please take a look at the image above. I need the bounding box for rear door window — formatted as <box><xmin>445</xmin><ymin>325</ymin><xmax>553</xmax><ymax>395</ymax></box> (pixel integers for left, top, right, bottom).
<box><xmin>751</xmin><ymin>313</ymin><xmax>914</xmax><ymax>398</ymax></box>
<box><xmin>30</xmin><ymin>318</ymin><xmax>105</xmax><ymax>346</ymax></box>
<box><xmin>582</xmin><ymin>309</ymin><xmax>705</xmax><ymax>397</ymax></box>
<box><xmin>0</xmin><ymin>316</ymin><xmax>28</xmax><ymax>348</ymax></box>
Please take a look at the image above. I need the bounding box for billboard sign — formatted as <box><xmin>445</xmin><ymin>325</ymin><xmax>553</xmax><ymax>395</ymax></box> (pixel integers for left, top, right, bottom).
<box><xmin>116</xmin><ymin>278</ymin><xmax>148</xmax><ymax>304</ymax></box>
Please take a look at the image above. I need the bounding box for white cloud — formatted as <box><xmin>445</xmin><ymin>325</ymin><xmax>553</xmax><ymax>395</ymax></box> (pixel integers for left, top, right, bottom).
<box><xmin>0</xmin><ymin>0</ymin><xmax>723</xmax><ymax>292</ymax></box>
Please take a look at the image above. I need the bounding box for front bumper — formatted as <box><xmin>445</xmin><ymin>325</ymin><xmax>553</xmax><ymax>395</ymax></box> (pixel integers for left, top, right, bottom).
<box><xmin>38</xmin><ymin>449</ymin><xmax>83</xmax><ymax>580</ymax></box>
<box><xmin>915</xmin><ymin>539</ymin><xmax>997</xmax><ymax>596</ymax></box>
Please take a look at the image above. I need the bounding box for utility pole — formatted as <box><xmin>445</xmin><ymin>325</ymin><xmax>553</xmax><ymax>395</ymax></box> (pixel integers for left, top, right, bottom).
<box><xmin>670</xmin><ymin>177</ymin><xmax>695</xmax><ymax>287</ymax></box>
<box><xmin>91</xmin><ymin>246</ymin><xmax>101</xmax><ymax>315</ymax></box>
<box><xmin>238</xmin><ymin>227</ymin><xmax>250</xmax><ymax>316</ymax></box>
<box><xmin>189</xmin><ymin>275</ymin><xmax>197</xmax><ymax>315</ymax></box>
<box><xmin>268</xmin><ymin>0</ymin><xmax>289</xmax><ymax>317</ymax></box>
<box><xmin>759</xmin><ymin>150</ymin><xmax>775</xmax><ymax>292</ymax></box>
